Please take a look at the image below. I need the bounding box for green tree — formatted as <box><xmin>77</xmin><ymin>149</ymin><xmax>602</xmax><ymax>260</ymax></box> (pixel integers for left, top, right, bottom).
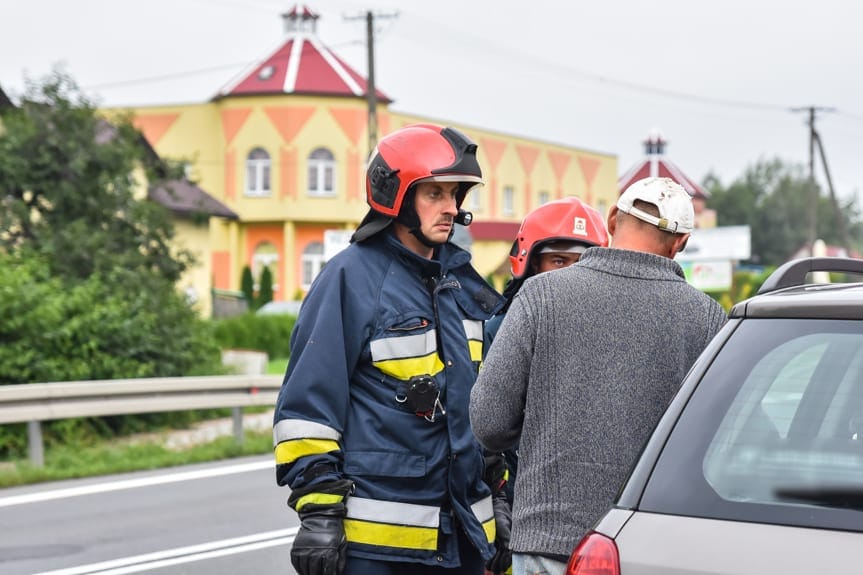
<box><xmin>0</xmin><ymin>70</ymin><xmax>191</xmax><ymax>283</ymax></box>
<box><xmin>705</xmin><ymin>158</ymin><xmax>862</xmax><ymax>266</ymax></box>
<box><xmin>0</xmin><ymin>70</ymin><xmax>222</xmax><ymax>383</ymax></box>
<box><xmin>258</xmin><ymin>265</ymin><xmax>274</xmax><ymax>308</ymax></box>
<box><xmin>240</xmin><ymin>265</ymin><xmax>255</xmax><ymax>308</ymax></box>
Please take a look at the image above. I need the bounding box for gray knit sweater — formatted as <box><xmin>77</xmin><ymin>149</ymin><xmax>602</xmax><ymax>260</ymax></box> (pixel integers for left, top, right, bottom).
<box><xmin>469</xmin><ymin>247</ymin><xmax>727</xmax><ymax>558</ymax></box>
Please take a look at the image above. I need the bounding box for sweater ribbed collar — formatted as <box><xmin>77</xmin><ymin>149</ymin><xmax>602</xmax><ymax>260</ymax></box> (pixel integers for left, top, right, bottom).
<box><xmin>578</xmin><ymin>247</ymin><xmax>686</xmax><ymax>281</ymax></box>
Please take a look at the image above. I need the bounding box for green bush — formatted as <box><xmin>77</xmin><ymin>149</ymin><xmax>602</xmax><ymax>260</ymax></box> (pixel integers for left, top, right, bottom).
<box><xmin>211</xmin><ymin>312</ymin><xmax>296</xmax><ymax>359</ymax></box>
<box><xmin>0</xmin><ymin>253</ymin><xmax>228</xmax><ymax>459</ymax></box>
<box><xmin>0</xmin><ymin>254</ymin><xmax>224</xmax><ymax>384</ymax></box>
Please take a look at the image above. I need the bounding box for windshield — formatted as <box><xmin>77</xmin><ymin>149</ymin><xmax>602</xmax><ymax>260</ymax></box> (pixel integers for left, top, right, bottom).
<box><xmin>641</xmin><ymin>319</ymin><xmax>863</xmax><ymax>530</ymax></box>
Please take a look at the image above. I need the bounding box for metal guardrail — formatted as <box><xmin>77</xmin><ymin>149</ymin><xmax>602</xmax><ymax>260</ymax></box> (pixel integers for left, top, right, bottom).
<box><xmin>0</xmin><ymin>374</ymin><xmax>283</xmax><ymax>467</ymax></box>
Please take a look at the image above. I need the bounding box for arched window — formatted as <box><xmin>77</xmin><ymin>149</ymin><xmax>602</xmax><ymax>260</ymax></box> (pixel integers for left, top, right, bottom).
<box><xmin>301</xmin><ymin>241</ymin><xmax>325</xmax><ymax>289</ymax></box>
<box><xmin>307</xmin><ymin>148</ymin><xmax>335</xmax><ymax>197</ymax></box>
<box><xmin>246</xmin><ymin>147</ymin><xmax>271</xmax><ymax>197</ymax></box>
<box><xmin>252</xmin><ymin>241</ymin><xmax>279</xmax><ymax>294</ymax></box>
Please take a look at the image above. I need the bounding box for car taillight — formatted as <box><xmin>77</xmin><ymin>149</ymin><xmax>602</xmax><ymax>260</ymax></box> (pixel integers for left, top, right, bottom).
<box><xmin>565</xmin><ymin>531</ymin><xmax>620</xmax><ymax>575</ymax></box>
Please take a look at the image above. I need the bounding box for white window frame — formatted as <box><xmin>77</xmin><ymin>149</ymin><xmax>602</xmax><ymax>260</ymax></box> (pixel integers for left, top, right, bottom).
<box><xmin>468</xmin><ymin>187</ymin><xmax>482</xmax><ymax>211</ymax></box>
<box><xmin>252</xmin><ymin>245</ymin><xmax>280</xmax><ymax>295</ymax></box>
<box><xmin>245</xmin><ymin>147</ymin><xmax>271</xmax><ymax>197</ymax></box>
<box><xmin>301</xmin><ymin>242</ymin><xmax>325</xmax><ymax>289</ymax></box>
<box><xmin>502</xmin><ymin>186</ymin><xmax>515</xmax><ymax>216</ymax></box>
<box><xmin>307</xmin><ymin>148</ymin><xmax>336</xmax><ymax>197</ymax></box>
<box><xmin>538</xmin><ymin>190</ymin><xmax>551</xmax><ymax>206</ymax></box>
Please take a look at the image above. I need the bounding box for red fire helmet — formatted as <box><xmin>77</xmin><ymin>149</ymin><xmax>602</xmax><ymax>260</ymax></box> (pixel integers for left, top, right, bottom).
<box><xmin>365</xmin><ymin>123</ymin><xmax>483</xmax><ymax>217</ymax></box>
<box><xmin>509</xmin><ymin>197</ymin><xmax>609</xmax><ymax>278</ymax></box>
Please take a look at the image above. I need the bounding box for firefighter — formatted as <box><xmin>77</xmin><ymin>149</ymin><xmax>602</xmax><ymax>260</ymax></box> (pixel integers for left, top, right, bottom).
<box><xmin>273</xmin><ymin>123</ymin><xmax>508</xmax><ymax>575</ymax></box>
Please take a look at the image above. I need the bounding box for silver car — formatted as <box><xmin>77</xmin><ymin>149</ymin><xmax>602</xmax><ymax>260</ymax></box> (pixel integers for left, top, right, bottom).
<box><xmin>566</xmin><ymin>257</ymin><xmax>863</xmax><ymax>575</ymax></box>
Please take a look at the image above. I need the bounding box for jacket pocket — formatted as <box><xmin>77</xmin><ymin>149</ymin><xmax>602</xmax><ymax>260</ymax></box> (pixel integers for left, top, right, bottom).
<box><xmin>344</xmin><ymin>450</ymin><xmax>427</xmax><ymax>478</ymax></box>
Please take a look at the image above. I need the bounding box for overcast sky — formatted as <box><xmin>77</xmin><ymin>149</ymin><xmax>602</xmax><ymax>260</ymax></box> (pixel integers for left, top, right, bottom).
<box><xmin>3</xmin><ymin>0</ymin><xmax>862</xmax><ymax>204</ymax></box>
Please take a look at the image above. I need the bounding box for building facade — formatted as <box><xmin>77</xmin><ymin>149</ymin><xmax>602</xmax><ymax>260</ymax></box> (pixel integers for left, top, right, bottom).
<box><xmin>114</xmin><ymin>6</ymin><xmax>618</xmax><ymax>314</ymax></box>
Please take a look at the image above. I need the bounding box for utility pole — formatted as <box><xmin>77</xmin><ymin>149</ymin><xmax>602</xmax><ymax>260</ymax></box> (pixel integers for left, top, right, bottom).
<box><xmin>813</xmin><ymin>129</ymin><xmax>853</xmax><ymax>255</ymax></box>
<box><xmin>345</xmin><ymin>10</ymin><xmax>399</xmax><ymax>157</ymax></box>
<box><xmin>791</xmin><ymin>106</ymin><xmax>835</xmax><ymax>255</ymax></box>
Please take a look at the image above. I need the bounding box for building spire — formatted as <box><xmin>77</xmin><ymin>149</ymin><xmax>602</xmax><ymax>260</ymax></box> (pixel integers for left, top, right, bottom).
<box><xmin>282</xmin><ymin>5</ymin><xmax>319</xmax><ymax>35</ymax></box>
<box><xmin>643</xmin><ymin>128</ymin><xmax>666</xmax><ymax>156</ymax></box>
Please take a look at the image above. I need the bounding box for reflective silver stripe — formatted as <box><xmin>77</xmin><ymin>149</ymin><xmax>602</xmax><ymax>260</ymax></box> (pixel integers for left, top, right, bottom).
<box><xmin>471</xmin><ymin>494</ymin><xmax>494</xmax><ymax>523</ymax></box>
<box><xmin>346</xmin><ymin>496</ymin><xmax>440</xmax><ymax>528</ymax></box>
<box><xmin>463</xmin><ymin>319</ymin><xmax>483</xmax><ymax>342</ymax></box>
<box><xmin>273</xmin><ymin>418</ymin><xmax>341</xmax><ymax>444</ymax></box>
<box><xmin>371</xmin><ymin>330</ymin><xmax>437</xmax><ymax>361</ymax></box>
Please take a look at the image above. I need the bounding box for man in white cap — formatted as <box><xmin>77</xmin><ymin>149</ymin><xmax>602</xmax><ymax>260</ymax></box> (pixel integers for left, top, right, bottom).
<box><xmin>470</xmin><ymin>177</ymin><xmax>727</xmax><ymax>575</ymax></box>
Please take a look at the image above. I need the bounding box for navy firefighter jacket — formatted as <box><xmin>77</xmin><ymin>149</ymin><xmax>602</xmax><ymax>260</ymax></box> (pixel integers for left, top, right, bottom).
<box><xmin>273</xmin><ymin>230</ymin><xmax>504</xmax><ymax>566</ymax></box>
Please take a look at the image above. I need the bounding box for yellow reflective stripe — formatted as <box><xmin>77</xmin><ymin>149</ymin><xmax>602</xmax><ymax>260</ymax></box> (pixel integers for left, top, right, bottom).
<box><xmin>371</xmin><ymin>330</ymin><xmax>437</xmax><ymax>361</ymax></box>
<box><xmin>373</xmin><ymin>353</ymin><xmax>445</xmax><ymax>380</ymax></box>
<box><xmin>274</xmin><ymin>438</ymin><xmax>340</xmax><ymax>465</ymax></box>
<box><xmin>344</xmin><ymin>518</ymin><xmax>439</xmax><ymax>550</ymax></box>
<box><xmin>347</xmin><ymin>496</ymin><xmax>440</xmax><ymax>527</ymax></box>
<box><xmin>482</xmin><ymin>516</ymin><xmax>496</xmax><ymax>543</ymax></box>
<box><xmin>372</xmin><ymin>329</ymin><xmax>445</xmax><ymax>380</ymax></box>
<box><xmin>295</xmin><ymin>492</ymin><xmax>345</xmax><ymax>512</ymax></box>
<box><xmin>464</xmin><ymin>320</ymin><xmax>484</xmax><ymax>362</ymax></box>
<box><xmin>468</xmin><ymin>339</ymin><xmax>483</xmax><ymax>362</ymax></box>
<box><xmin>273</xmin><ymin>419</ymin><xmax>340</xmax><ymax>446</ymax></box>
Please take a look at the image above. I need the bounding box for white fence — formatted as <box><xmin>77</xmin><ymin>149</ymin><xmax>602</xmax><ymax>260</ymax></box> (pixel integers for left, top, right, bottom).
<box><xmin>0</xmin><ymin>374</ymin><xmax>283</xmax><ymax>466</ymax></box>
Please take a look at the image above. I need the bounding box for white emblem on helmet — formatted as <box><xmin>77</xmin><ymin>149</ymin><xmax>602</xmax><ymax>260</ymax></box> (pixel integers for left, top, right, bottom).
<box><xmin>573</xmin><ymin>217</ymin><xmax>587</xmax><ymax>236</ymax></box>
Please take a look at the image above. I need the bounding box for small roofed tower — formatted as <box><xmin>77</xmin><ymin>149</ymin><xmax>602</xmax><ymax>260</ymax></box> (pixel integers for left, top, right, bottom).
<box><xmin>215</xmin><ymin>4</ymin><xmax>390</xmax><ymax>102</ymax></box>
<box><xmin>617</xmin><ymin>129</ymin><xmax>715</xmax><ymax>227</ymax></box>
<box><xmin>282</xmin><ymin>4</ymin><xmax>319</xmax><ymax>34</ymax></box>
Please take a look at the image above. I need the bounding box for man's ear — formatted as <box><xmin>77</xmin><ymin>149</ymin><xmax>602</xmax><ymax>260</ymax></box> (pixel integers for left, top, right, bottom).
<box><xmin>606</xmin><ymin>205</ymin><xmax>619</xmax><ymax>237</ymax></box>
<box><xmin>676</xmin><ymin>234</ymin><xmax>690</xmax><ymax>254</ymax></box>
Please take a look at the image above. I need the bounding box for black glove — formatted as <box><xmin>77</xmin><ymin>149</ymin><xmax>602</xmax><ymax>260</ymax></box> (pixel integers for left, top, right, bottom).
<box><xmin>486</xmin><ymin>490</ymin><xmax>512</xmax><ymax>574</ymax></box>
<box><xmin>287</xmin><ymin>478</ymin><xmax>353</xmax><ymax>575</ymax></box>
<box><xmin>483</xmin><ymin>451</ymin><xmax>507</xmax><ymax>493</ymax></box>
<box><xmin>291</xmin><ymin>502</ymin><xmax>347</xmax><ymax>575</ymax></box>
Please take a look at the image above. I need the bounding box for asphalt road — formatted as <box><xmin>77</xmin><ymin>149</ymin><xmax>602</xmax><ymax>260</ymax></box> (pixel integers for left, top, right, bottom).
<box><xmin>0</xmin><ymin>455</ymin><xmax>300</xmax><ymax>574</ymax></box>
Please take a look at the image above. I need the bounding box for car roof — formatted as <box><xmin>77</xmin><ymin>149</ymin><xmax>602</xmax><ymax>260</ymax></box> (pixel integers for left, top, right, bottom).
<box><xmin>730</xmin><ymin>257</ymin><xmax>863</xmax><ymax>320</ymax></box>
<box><xmin>731</xmin><ymin>283</ymin><xmax>863</xmax><ymax>319</ymax></box>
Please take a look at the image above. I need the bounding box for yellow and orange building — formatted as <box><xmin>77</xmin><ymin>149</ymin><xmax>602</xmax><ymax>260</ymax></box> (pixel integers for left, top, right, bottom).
<box><xmin>113</xmin><ymin>6</ymin><xmax>619</xmax><ymax>316</ymax></box>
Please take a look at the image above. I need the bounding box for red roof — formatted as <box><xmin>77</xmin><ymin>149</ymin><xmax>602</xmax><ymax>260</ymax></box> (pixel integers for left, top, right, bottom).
<box><xmin>469</xmin><ymin>221</ymin><xmax>521</xmax><ymax>241</ymax></box>
<box><xmin>617</xmin><ymin>132</ymin><xmax>707</xmax><ymax>200</ymax></box>
<box><xmin>216</xmin><ymin>6</ymin><xmax>390</xmax><ymax>102</ymax></box>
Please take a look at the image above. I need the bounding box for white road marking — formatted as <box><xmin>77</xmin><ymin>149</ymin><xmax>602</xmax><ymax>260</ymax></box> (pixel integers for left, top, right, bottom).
<box><xmin>0</xmin><ymin>459</ymin><xmax>273</xmax><ymax>508</ymax></box>
<box><xmin>32</xmin><ymin>527</ymin><xmax>299</xmax><ymax>575</ymax></box>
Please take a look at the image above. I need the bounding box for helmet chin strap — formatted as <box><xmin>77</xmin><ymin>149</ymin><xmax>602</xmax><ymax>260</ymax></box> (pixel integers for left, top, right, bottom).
<box><xmin>398</xmin><ymin>207</ymin><xmax>443</xmax><ymax>247</ymax></box>
<box><xmin>397</xmin><ymin>186</ymin><xmax>446</xmax><ymax>248</ymax></box>
<box><xmin>411</xmin><ymin>227</ymin><xmax>443</xmax><ymax>248</ymax></box>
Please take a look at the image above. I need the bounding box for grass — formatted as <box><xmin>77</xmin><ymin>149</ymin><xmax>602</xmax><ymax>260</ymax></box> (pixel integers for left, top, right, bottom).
<box><xmin>267</xmin><ymin>357</ymin><xmax>288</xmax><ymax>375</ymax></box>
<box><xmin>0</xmin><ymin>429</ymin><xmax>273</xmax><ymax>489</ymax></box>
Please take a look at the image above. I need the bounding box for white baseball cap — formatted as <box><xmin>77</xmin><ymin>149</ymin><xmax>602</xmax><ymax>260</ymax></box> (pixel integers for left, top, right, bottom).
<box><xmin>617</xmin><ymin>177</ymin><xmax>694</xmax><ymax>234</ymax></box>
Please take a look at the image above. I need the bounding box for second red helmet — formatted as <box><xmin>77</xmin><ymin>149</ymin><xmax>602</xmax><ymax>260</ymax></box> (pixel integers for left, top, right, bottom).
<box><xmin>509</xmin><ymin>197</ymin><xmax>609</xmax><ymax>278</ymax></box>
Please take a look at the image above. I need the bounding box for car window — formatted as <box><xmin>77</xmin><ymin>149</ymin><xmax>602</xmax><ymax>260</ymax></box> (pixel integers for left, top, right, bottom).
<box><xmin>640</xmin><ymin>319</ymin><xmax>863</xmax><ymax>531</ymax></box>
